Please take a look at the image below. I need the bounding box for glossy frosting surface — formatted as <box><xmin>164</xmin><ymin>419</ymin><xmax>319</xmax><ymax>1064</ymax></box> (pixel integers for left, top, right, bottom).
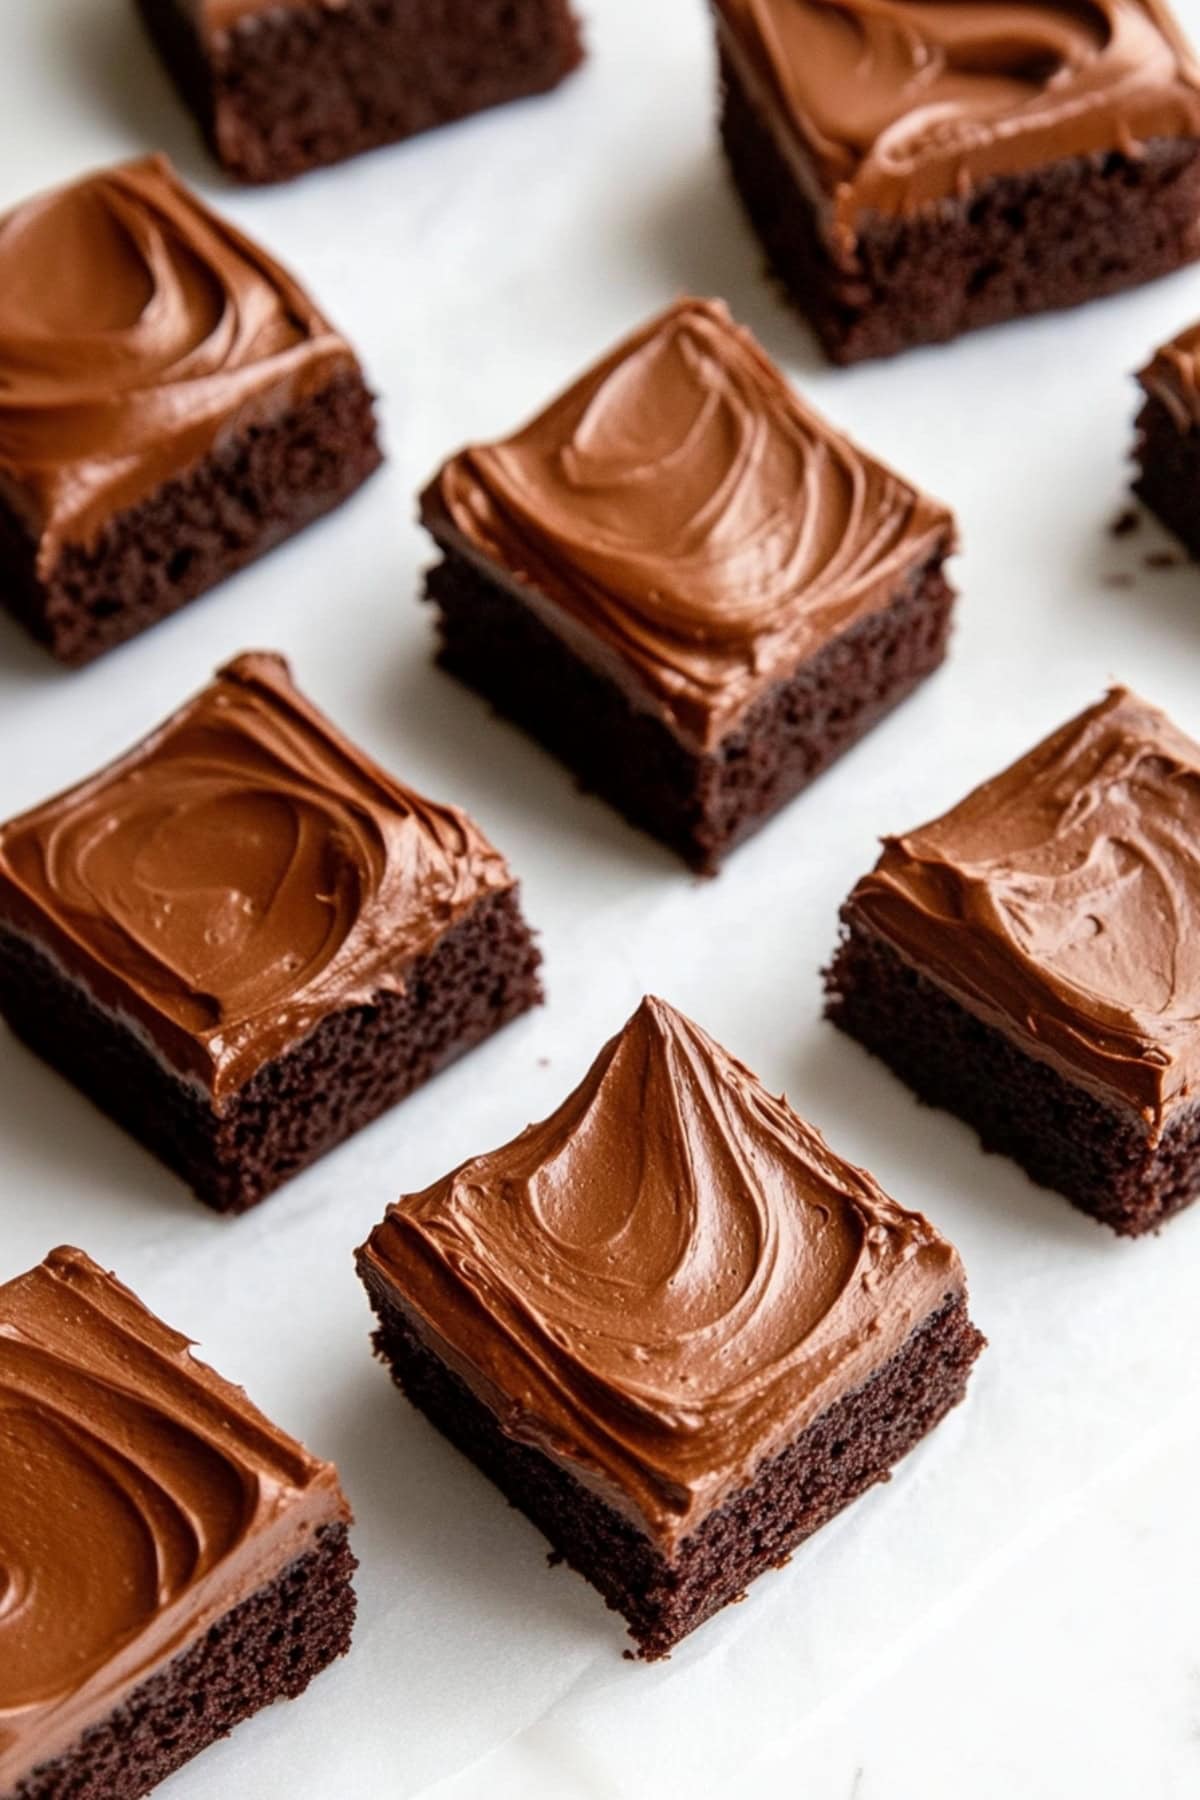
<box><xmin>360</xmin><ymin>997</ymin><xmax>964</xmax><ymax>1548</ymax></box>
<box><xmin>426</xmin><ymin>299</ymin><xmax>952</xmax><ymax>751</ymax></box>
<box><xmin>1137</xmin><ymin>315</ymin><xmax>1200</xmax><ymax>427</ymax></box>
<box><xmin>0</xmin><ymin>1247</ymin><xmax>348</xmax><ymax>1790</ymax></box>
<box><xmin>846</xmin><ymin>688</ymin><xmax>1200</xmax><ymax>1132</ymax></box>
<box><xmin>0</xmin><ymin>154</ymin><xmax>355</xmax><ymax>562</ymax></box>
<box><xmin>714</xmin><ymin>0</ymin><xmax>1200</xmax><ymax>221</ymax></box>
<box><xmin>0</xmin><ymin>653</ymin><xmax>514</xmax><ymax>1100</ymax></box>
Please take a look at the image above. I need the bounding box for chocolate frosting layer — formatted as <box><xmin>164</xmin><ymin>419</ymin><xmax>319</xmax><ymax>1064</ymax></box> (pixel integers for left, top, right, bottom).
<box><xmin>359</xmin><ymin>997</ymin><xmax>965</xmax><ymax>1549</ymax></box>
<box><xmin>0</xmin><ymin>1247</ymin><xmax>349</xmax><ymax>1791</ymax></box>
<box><xmin>1137</xmin><ymin>316</ymin><xmax>1200</xmax><ymax>427</ymax></box>
<box><xmin>424</xmin><ymin>299</ymin><xmax>953</xmax><ymax>752</ymax></box>
<box><xmin>0</xmin><ymin>652</ymin><xmax>515</xmax><ymax>1102</ymax></box>
<box><xmin>713</xmin><ymin>0</ymin><xmax>1200</xmax><ymax>224</ymax></box>
<box><xmin>0</xmin><ymin>154</ymin><xmax>358</xmax><ymax>567</ymax></box>
<box><xmin>845</xmin><ymin>688</ymin><xmax>1200</xmax><ymax>1135</ymax></box>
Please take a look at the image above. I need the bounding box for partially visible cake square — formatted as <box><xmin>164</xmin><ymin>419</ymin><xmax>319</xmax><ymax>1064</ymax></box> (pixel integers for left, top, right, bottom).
<box><xmin>0</xmin><ymin>1245</ymin><xmax>355</xmax><ymax>1800</ymax></box>
<box><xmin>712</xmin><ymin>0</ymin><xmax>1200</xmax><ymax>363</ymax></box>
<box><xmin>1134</xmin><ymin>316</ymin><xmax>1200</xmax><ymax>557</ymax></box>
<box><xmin>0</xmin><ymin>652</ymin><xmax>542</xmax><ymax>1214</ymax></box>
<box><xmin>826</xmin><ymin>688</ymin><xmax>1200</xmax><ymax>1236</ymax></box>
<box><xmin>0</xmin><ymin>155</ymin><xmax>381</xmax><ymax>666</ymax></box>
<box><xmin>357</xmin><ymin>995</ymin><xmax>984</xmax><ymax>1658</ymax></box>
<box><xmin>421</xmin><ymin>297</ymin><xmax>957</xmax><ymax>873</ymax></box>
<box><xmin>135</xmin><ymin>0</ymin><xmax>585</xmax><ymax>184</ymax></box>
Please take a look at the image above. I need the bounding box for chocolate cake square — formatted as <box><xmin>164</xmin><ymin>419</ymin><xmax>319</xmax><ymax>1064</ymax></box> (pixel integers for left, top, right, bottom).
<box><xmin>1133</xmin><ymin>316</ymin><xmax>1200</xmax><ymax>556</ymax></box>
<box><xmin>0</xmin><ymin>652</ymin><xmax>542</xmax><ymax>1214</ymax></box>
<box><xmin>0</xmin><ymin>155</ymin><xmax>381</xmax><ymax>666</ymax></box>
<box><xmin>135</xmin><ymin>0</ymin><xmax>585</xmax><ymax>184</ymax></box>
<box><xmin>421</xmin><ymin>298</ymin><xmax>957</xmax><ymax>873</ymax></box>
<box><xmin>0</xmin><ymin>1246</ymin><xmax>354</xmax><ymax>1800</ymax></box>
<box><xmin>357</xmin><ymin>996</ymin><xmax>984</xmax><ymax>1658</ymax></box>
<box><xmin>712</xmin><ymin>0</ymin><xmax>1200</xmax><ymax>363</ymax></box>
<box><xmin>826</xmin><ymin>688</ymin><xmax>1200</xmax><ymax>1236</ymax></box>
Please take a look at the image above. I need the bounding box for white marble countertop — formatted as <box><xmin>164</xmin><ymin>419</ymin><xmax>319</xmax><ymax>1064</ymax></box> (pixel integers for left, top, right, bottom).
<box><xmin>2</xmin><ymin>2</ymin><xmax>1199</xmax><ymax>1795</ymax></box>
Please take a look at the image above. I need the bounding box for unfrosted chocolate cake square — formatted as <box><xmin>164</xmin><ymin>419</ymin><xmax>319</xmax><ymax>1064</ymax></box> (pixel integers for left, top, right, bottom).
<box><xmin>135</xmin><ymin>0</ymin><xmax>585</xmax><ymax>184</ymax></box>
<box><xmin>826</xmin><ymin>688</ymin><xmax>1200</xmax><ymax>1236</ymax></box>
<box><xmin>712</xmin><ymin>0</ymin><xmax>1200</xmax><ymax>363</ymax></box>
<box><xmin>357</xmin><ymin>996</ymin><xmax>984</xmax><ymax>1658</ymax></box>
<box><xmin>0</xmin><ymin>155</ymin><xmax>381</xmax><ymax>666</ymax></box>
<box><xmin>0</xmin><ymin>652</ymin><xmax>542</xmax><ymax>1214</ymax></box>
<box><xmin>1134</xmin><ymin>316</ymin><xmax>1200</xmax><ymax>556</ymax></box>
<box><xmin>421</xmin><ymin>298</ymin><xmax>957</xmax><ymax>873</ymax></box>
<box><xmin>0</xmin><ymin>1246</ymin><xmax>354</xmax><ymax>1800</ymax></box>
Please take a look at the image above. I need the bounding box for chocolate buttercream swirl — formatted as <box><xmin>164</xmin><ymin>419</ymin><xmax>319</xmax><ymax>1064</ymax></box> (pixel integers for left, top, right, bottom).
<box><xmin>360</xmin><ymin>997</ymin><xmax>964</xmax><ymax>1547</ymax></box>
<box><xmin>426</xmin><ymin>299</ymin><xmax>952</xmax><ymax>751</ymax></box>
<box><xmin>0</xmin><ymin>653</ymin><xmax>514</xmax><ymax>1099</ymax></box>
<box><xmin>714</xmin><ymin>0</ymin><xmax>1200</xmax><ymax>221</ymax></box>
<box><xmin>0</xmin><ymin>154</ymin><xmax>355</xmax><ymax>564</ymax></box>
<box><xmin>846</xmin><ymin>688</ymin><xmax>1200</xmax><ymax>1133</ymax></box>
<box><xmin>0</xmin><ymin>1248</ymin><xmax>347</xmax><ymax>1791</ymax></box>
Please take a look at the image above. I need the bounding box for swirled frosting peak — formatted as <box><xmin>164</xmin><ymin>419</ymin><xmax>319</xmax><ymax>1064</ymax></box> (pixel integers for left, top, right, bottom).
<box><xmin>0</xmin><ymin>653</ymin><xmax>516</xmax><ymax>1100</ymax></box>
<box><xmin>844</xmin><ymin>688</ymin><xmax>1200</xmax><ymax>1133</ymax></box>
<box><xmin>359</xmin><ymin>997</ymin><xmax>966</xmax><ymax>1547</ymax></box>
<box><xmin>714</xmin><ymin>0</ymin><xmax>1200</xmax><ymax>221</ymax></box>
<box><xmin>423</xmin><ymin>299</ymin><xmax>953</xmax><ymax>751</ymax></box>
<box><xmin>0</xmin><ymin>1247</ymin><xmax>349</xmax><ymax>1792</ymax></box>
<box><xmin>0</xmin><ymin>154</ymin><xmax>359</xmax><ymax>564</ymax></box>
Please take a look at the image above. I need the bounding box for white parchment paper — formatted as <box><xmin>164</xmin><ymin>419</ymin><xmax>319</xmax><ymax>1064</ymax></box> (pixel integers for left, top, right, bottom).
<box><xmin>2</xmin><ymin>3</ymin><xmax>1199</xmax><ymax>1794</ymax></box>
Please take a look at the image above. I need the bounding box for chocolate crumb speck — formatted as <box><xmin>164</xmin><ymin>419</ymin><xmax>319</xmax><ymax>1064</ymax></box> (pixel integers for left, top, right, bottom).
<box><xmin>1145</xmin><ymin>549</ymin><xmax>1182</xmax><ymax>569</ymax></box>
<box><xmin>1110</xmin><ymin>508</ymin><xmax>1140</xmax><ymax>538</ymax></box>
<box><xmin>1102</xmin><ymin>572</ymin><xmax>1135</xmax><ymax>589</ymax></box>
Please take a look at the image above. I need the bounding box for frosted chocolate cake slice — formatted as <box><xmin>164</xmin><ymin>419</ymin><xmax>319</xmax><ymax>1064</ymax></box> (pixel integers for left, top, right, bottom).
<box><xmin>357</xmin><ymin>996</ymin><xmax>983</xmax><ymax>1657</ymax></box>
<box><xmin>421</xmin><ymin>298</ymin><xmax>956</xmax><ymax>872</ymax></box>
<box><xmin>827</xmin><ymin>688</ymin><xmax>1200</xmax><ymax>1235</ymax></box>
<box><xmin>0</xmin><ymin>652</ymin><xmax>542</xmax><ymax>1213</ymax></box>
<box><xmin>712</xmin><ymin>0</ymin><xmax>1200</xmax><ymax>362</ymax></box>
<box><xmin>0</xmin><ymin>1246</ymin><xmax>354</xmax><ymax>1800</ymax></box>
<box><xmin>0</xmin><ymin>155</ymin><xmax>380</xmax><ymax>665</ymax></box>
